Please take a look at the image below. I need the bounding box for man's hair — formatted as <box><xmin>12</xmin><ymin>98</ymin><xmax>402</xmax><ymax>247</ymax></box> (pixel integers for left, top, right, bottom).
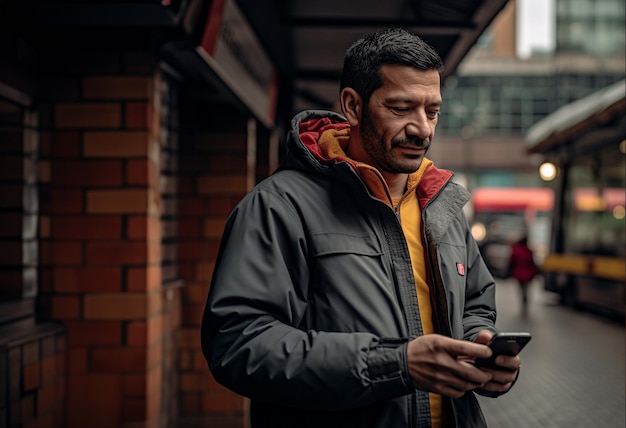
<box><xmin>340</xmin><ymin>27</ymin><xmax>444</xmax><ymax>106</ymax></box>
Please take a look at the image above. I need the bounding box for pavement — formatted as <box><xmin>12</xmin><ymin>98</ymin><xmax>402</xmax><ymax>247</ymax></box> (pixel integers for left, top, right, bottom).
<box><xmin>477</xmin><ymin>277</ymin><xmax>625</xmax><ymax>428</ymax></box>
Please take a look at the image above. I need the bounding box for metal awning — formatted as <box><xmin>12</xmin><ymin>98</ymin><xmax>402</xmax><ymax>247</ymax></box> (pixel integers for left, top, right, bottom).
<box><xmin>1</xmin><ymin>0</ymin><xmax>511</xmax><ymax>123</ymax></box>
<box><xmin>526</xmin><ymin>79</ymin><xmax>626</xmax><ymax>154</ymax></box>
<box><xmin>236</xmin><ymin>0</ymin><xmax>511</xmax><ymax>111</ymax></box>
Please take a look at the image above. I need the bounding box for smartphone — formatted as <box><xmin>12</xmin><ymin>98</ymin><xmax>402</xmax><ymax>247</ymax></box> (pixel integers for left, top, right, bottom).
<box><xmin>475</xmin><ymin>332</ymin><xmax>532</xmax><ymax>369</ymax></box>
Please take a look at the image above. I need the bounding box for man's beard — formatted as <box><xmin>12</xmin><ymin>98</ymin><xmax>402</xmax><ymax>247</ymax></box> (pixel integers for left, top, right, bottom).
<box><xmin>359</xmin><ymin>111</ymin><xmax>430</xmax><ymax>174</ymax></box>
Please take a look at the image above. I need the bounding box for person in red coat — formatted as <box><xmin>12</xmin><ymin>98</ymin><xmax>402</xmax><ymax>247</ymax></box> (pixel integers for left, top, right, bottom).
<box><xmin>509</xmin><ymin>236</ymin><xmax>539</xmax><ymax>314</ymax></box>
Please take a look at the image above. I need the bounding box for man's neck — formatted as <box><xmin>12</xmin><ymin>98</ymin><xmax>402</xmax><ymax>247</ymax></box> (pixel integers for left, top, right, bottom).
<box><xmin>381</xmin><ymin>171</ymin><xmax>409</xmax><ymax>199</ymax></box>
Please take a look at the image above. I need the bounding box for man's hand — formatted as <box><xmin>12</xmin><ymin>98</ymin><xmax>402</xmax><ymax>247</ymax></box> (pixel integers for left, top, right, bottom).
<box><xmin>406</xmin><ymin>334</ymin><xmax>493</xmax><ymax>398</ymax></box>
<box><xmin>473</xmin><ymin>330</ymin><xmax>521</xmax><ymax>396</ymax></box>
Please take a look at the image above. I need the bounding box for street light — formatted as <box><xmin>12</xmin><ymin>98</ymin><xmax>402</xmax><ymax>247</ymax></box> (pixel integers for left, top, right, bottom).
<box><xmin>539</xmin><ymin>162</ymin><xmax>557</xmax><ymax>181</ymax></box>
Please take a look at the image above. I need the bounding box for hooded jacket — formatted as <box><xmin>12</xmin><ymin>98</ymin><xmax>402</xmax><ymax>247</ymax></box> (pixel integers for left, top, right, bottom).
<box><xmin>202</xmin><ymin>110</ymin><xmax>499</xmax><ymax>427</ymax></box>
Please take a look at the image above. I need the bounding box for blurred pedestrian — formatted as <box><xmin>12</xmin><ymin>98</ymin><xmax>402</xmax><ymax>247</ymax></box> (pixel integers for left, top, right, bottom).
<box><xmin>202</xmin><ymin>27</ymin><xmax>522</xmax><ymax>428</ymax></box>
<box><xmin>509</xmin><ymin>235</ymin><xmax>539</xmax><ymax>314</ymax></box>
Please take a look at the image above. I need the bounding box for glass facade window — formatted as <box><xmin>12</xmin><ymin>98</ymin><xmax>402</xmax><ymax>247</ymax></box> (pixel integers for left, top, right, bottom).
<box><xmin>562</xmin><ymin>144</ymin><xmax>626</xmax><ymax>257</ymax></box>
<box><xmin>556</xmin><ymin>0</ymin><xmax>625</xmax><ymax>54</ymax></box>
<box><xmin>439</xmin><ymin>74</ymin><xmax>623</xmax><ymax>137</ymax></box>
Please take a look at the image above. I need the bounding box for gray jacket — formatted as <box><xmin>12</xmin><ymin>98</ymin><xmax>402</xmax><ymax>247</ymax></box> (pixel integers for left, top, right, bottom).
<box><xmin>202</xmin><ymin>110</ymin><xmax>499</xmax><ymax>427</ymax></box>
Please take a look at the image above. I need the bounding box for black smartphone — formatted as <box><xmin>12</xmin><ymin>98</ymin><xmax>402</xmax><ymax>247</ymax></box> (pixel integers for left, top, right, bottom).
<box><xmin>475</xmin><ymin>332</ymin><xmax>532</xmax><ymax>369</ymax></box>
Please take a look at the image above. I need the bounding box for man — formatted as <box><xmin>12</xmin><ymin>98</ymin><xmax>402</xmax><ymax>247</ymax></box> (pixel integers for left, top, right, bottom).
<box><xmin>202</xmin><ymin>27</ymin><xmax>521</xmax><ymax>427</ymax></box>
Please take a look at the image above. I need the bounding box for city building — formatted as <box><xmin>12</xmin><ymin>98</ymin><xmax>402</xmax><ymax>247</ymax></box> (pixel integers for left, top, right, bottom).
<box><xmin>429</xmin><ymin>0</ymin><xmax>625</xmax><ymax>258</ymax></box>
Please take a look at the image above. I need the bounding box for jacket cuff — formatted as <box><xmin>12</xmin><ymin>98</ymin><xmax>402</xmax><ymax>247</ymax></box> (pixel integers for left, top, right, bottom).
<box><xmin>367</xmin><ymin>338</ymin><xmax>414</xmax><ymax>399</ymax></box>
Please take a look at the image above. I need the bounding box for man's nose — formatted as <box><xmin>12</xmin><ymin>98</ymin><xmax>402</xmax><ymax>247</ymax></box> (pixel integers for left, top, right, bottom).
<box><xmin>404</xmin><ymin>113</ymin><xmax>431</xmax><ymax>140</ymax></box>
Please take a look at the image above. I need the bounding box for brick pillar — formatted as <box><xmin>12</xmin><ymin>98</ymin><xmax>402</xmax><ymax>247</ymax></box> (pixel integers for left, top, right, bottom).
<box><xmin>177</xmin><ymin>101</ymin><xmax>251</xmax><ymax>426</ymax></box>
<box><xmin>39</xmin><ymin>50</ymin><xmax>169</xmax><ymax>428</ymax></box>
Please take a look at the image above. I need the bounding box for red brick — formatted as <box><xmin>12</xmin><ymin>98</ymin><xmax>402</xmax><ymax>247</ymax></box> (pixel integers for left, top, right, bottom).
<box><xmin>123</xmin><ymin>374</ymin><xmax>146</xmax><ymax>398</ymax></box>
<box><xmin>54</xmin><ymin>267</ymin><xmax>121</xmax><ymax>293</ymax></box>
<box><xmin>178</xmin><ymin>219</ymin><xmax>202</xmax><ymax>238</ymax></box>
<box><xmin>127</xmin><ymin>265</ymin><xmax>161</xmax><ymax>292</ymax></box>
<box><xmin>50</xmin><ymin>189</ymin><xmax>83</xmax><ymax>214</ymax></box>
<box><xmin>178</xmin><ymin>241</ymin><xmax>209</xmax><ymax>261</ymax></box>
<box><xmin>180</xmin><ymin>373</ymin><xmax>202</xmax><ymax>392</ymax></box>
<box><xmin>87</xmin><ymin>189</ymin><xmax>149</xmax><ymax>214</ymax></box>
<box><xmin>51</xmin><ymin>295</ymin><xmax>81</xmax><ymax>320</ymax></box>
<box><xmin>52</xmin><ymin>215</ymin><xmax>122</xmax><ymax>240</ymax></box>
<box><xmin>126</xmin><ymin>159</ymin><xmax>148</xmax><ymax>185</ymax></box>
<box><xmin>67</xmin><ymin>348</ymin><xmax>87</xmax><ymax>375</ymax></box>
<box><xmin>66</xmin><ymin>374</ymin><xmax>122</xmax><ymax>428</ymax></box>
<box><xmin>55</xmin><ymin>102</ymin><xmax>121</xmax><ymax>129</ymax></box>
<box><xmin>201</xmin><ymin>391</ymin><xmax>244</xmax><ymax>414</ymax></box>
<box><xmin>83</xmin><ymin>131</ymin><xmax>148</xmax><ymax>158</ymax></box>
<box><xmin>125</xmin><ymin>102</ymin><xmax>151</xmax><ymax>129</ymax></box>
<box><xmin>84</xmin><ymin>76</ymin><xmax>151</xmax><ymax>100</ymax></box>
<box><xmin>40</xmin><ymin>242</ymin><xmax>83</xmax><ymax>266</ymax></box>
<box><xmin>65</xmin><ymin>321</ymin><xmax>122</xmax><ymax>346</ymax></box>
<box><xmin>178</xmin><ymin>262</ymin><xmax>195</xmax><ymax>282</ymax></box>
<box><xmin>147</xmin><ymin>341</ymin><xmax>162</xmax><ymax>370</ymax></box>
<box><xmin>39</xmin><ymin>216</ymin><xmax>51</xmax><ymax>238</ymax></box>
<box><xmin>182</xmin><ymin>304</ymin><xmax>203</xmax><ymax>327</ymax></box>
<box><xmin>206</xmin><ymin>196</ymin><xmax>236</xmax><ymax>216</ymax></box>
<box><xmin>182</xmin><ymin>284</ymin><xmax>206</xmax><ymax>305</ymax></box>
<box><xmin>177</xmin><ymin>176</ymin><xmax>195</xmax><ymax>196</ymax></box>
<box><xmin>51</xmin><ymin>161</ymin><xmax>123</xmax><ymax>187</ymax></box>
<box><xmin>181</xmin><ymin>392</ymin><xmax>201</xmax><ymax>415</ymax></box>
<box><xmin>39</xmin><ymin>160</ymin><xmax>51</xmax><ymax>183</ymax></box>
<box><xmin>127</xmin><ymin>216</ymin><xmax>160</xmax><ymax>241</ymax></box>
<box><xmin>122</xmin><ymin>398</ymin><xmax>147</xmax><ymax>422</ymax></box>
<box><xmin>126</xmin><ymin>159</ymin><xmax>158</xmax><ymax>187</ymax></box>
<box><xmin>86</xmin><ymin>242</ymin><xmax>148</xmax><ymax>265</ymax></box>
<box><xmin>126</xmin><ymin>321</ymin><xmax>147</xmax><ymax>346</ymax></box>
<box><xmin>91</xmin><ymin>348</ymin><xmax>147</xmax><ymax>373</ymax></box>
<box><xmin>49</xmin><ymin>131</ymin><xmax>81</xmax><ymax>158</ymax></box>
<box><xmin>178</xmin><ymin>198</ymin><xmax>204</xmax><ymax>216</ymax></box>
<box><xmin>84</xmin><ymin>293</ymin><xmax>147</xmax><ymax>320</ymax></box>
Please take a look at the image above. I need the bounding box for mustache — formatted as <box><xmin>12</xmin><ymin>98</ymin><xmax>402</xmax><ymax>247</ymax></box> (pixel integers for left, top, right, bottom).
<box><xmin>392</xmin><ymin>136</ymin><xmax>430</xmax><ymax>148</ymax></box>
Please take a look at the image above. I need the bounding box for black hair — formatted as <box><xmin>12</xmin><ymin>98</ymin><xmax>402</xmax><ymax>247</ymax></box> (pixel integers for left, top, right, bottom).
<box><xmin>340</xmin><ymin>27</ymin><xmax>444</xmax><ymax>106</ymax></box>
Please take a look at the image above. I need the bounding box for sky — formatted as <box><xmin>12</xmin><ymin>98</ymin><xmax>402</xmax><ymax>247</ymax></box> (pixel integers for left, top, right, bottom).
<box><xmin>517</xmin><ymin>0</ymin><xmax>555</xmax><ymax>58</ymax></box>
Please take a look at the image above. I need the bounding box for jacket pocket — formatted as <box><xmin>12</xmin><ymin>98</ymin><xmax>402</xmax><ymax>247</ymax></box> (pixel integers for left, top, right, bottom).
<box><xmin>309</xmin><ymin>232</ymin><xmax>383</xmax><ymax>257</ymax></box>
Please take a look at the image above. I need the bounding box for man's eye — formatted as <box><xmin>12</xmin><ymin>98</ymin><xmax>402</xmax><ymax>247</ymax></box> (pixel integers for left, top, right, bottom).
<box><xmin>426</xmin><ymin>110</ymin><xmax>440</xmax><ymax>118</ymax></box>
<box><xmin>390</xmin><ymin>107</ymin><xmax>410</xmax><ymax>113</ymax></box>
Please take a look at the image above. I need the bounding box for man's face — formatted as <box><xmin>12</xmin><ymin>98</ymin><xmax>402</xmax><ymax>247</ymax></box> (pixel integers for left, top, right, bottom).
<box><xmin>356</xmin><ymin>64</ymin><xmax>442</xmax><ymax>174</ymax></box>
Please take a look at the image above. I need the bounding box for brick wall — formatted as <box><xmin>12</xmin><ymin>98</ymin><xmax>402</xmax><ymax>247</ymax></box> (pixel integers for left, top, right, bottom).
<box><xmin>176</xmin><ymin>101</ymin><xmax>252</xmax><ymax>427</ymax></box>
<box><xmin>37</xmin><ymin>49</ymin><xmax>175</xmax><ymax>428</ymax></box>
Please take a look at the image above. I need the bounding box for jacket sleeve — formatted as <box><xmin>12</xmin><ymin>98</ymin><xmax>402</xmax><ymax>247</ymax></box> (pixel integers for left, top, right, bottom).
<box><xmin>201</xmin><ymin>188</ymin><xmax>414</xmax><ymax>410</ymax></box>
<box><xmin>460</xmin><ymin>214</ymin><xmax>498</xmax><ymax>341</ymax></box>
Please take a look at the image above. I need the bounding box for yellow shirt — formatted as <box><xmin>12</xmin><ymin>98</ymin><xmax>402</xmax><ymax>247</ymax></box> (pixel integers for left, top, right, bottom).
<box><xmin>394</xmin><ymin>161</ymin><xmax>442</xmax><ymax>428</ymax></box>
<box><xmin>318</xmin><ymin>128</ymin><xmax>442</xmax><ymax>426</ymax></box>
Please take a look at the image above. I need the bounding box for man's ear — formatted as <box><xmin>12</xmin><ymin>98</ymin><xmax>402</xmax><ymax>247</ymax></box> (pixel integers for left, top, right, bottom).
<box><xmin>340</xmin><ymin>88</ymin><xmax>362</xmax><ymax>126</ymax></box>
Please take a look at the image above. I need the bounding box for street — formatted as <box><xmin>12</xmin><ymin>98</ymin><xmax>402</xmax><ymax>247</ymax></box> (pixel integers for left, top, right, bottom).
<box><xmin>478</xmin><ymin>277</ymin><xmax>625</xmax><ymax>427</ymax></box>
